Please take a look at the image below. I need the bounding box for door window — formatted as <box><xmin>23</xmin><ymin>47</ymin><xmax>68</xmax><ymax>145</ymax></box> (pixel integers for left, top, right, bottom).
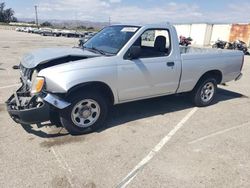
<box><xmin>133</xmin><ymin>29</ymin><xmax>171</xmax><ymax>58</ymax></box>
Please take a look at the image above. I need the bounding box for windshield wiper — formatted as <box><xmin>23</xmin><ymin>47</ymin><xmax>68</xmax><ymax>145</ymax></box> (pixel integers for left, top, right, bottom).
<box><xmin>83</xmin><ymin>46</ymin><xmax>115</xmax><ymax>56</ymax></box>
<box><xmin>91</xmin><ymin>47</ymin><xmax>107</xmax><ymax>55</ymax></box>
<box><xmin>84</xmin><ymin>46</ymin><xmax>107</xmax><ymax>55</ymax></box>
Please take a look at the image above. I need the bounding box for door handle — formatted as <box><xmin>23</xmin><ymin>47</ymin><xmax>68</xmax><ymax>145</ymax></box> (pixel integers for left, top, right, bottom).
<box><xmin>167</xmin><ymin>62</ymin><xmax>175</xmax><ymax>67</ymax></box>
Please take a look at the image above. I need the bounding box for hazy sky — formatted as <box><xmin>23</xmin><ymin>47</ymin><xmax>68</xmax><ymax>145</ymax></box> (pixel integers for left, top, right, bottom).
<box><xmin>3</xmin><ymin>0</ymin><xmax>250</xmax><ymax>24</ymax></box>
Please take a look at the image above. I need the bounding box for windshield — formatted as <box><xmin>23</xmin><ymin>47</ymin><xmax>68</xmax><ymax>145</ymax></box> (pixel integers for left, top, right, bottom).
<box><xmin>83</xmin><ymin>26</ymin><xmax>140</xmax><ymax>55</ymax></box>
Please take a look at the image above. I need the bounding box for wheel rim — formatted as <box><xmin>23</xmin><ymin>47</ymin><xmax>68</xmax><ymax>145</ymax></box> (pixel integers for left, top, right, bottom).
<box><xmin>200</xmin><ymin>82</ymin><xmax>215</xmax><ymax>103</ymax></box>
<box><xmin>71</xmin><ymin>99</ymin><xmax>100</xmax><ymax>128</ymax></box>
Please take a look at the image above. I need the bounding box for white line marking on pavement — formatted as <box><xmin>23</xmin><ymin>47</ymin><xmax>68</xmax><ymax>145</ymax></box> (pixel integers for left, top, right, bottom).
<box><xmin>189</xmin><ymin>121</ymin><xmax>250</xmax><ymax>144</ymax></box>
<box><xmin>116</xmin><ymin>107</ymin><xmax>198</xmax><ymax>188</ymax></box>
<box><xmin>0</xmin><ymin>83</ymin><xmax>20</xmax><ymax>90</ymax></box>
<box><xmin>51</xmin><ymin>147</ymin><xmax>68</xmax><ymax>171</ymax></box>
<box><xmin>51</xmin><ymin>147</ymin><xmax>75</xmax><ymax>187</ymax></box>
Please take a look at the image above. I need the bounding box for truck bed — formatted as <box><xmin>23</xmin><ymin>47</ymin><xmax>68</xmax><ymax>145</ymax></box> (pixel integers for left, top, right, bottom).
<box><xmin>177</xmin><ymin>46</ymin><xmax>243</xmax><ymax>93</ymax></box>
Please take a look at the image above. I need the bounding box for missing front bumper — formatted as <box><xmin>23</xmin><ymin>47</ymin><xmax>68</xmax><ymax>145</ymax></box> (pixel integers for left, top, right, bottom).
<box><xmin>6</xmin><ymin>89</ymin><xmax>50</xmax><ymax>124</ymax></box>
<box><xmin>5</xmin><ymin>86</ymin><xmax>71</xmax><ymax>125</ymax></box>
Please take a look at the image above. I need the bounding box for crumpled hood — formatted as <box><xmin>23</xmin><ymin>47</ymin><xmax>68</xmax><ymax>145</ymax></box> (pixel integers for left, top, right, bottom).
<box><xmin>20</xmin><ymin>47</ymin><xmax>100</xmax><ymax>69</ymax></box>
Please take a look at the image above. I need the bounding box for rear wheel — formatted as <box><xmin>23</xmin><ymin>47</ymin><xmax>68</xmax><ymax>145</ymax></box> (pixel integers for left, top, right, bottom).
<box><xmin>59</xmin><ymin>91</ymin><xmax>108</xmax><ymax>135</ymax></box>
<box><xmin>191</xmin><ymin>77</ymin><xmax>217</xmax><ymax>107</ymax></box>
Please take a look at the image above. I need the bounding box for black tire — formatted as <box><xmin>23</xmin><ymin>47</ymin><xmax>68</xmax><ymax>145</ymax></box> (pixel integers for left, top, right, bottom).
<box><xmin>191</xmin><ymin>77</ymin><xmax>217</xmax><ymax>107</ymax></box>
<box><xmin>59</xmin><ymin>91</ymin><xmax>108</xmax><ymax>135</ymax></box>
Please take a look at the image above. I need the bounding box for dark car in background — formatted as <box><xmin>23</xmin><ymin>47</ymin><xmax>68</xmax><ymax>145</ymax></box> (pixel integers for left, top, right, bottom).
<box><xmin>61</xmin><ymin>30</ymin><xmax>84</xmax><ymax>38</ymax></box>
<box><xmin>40</xmin><ymin>28</ymin><xmax>62</xmax><ymax>37</ymax></box>
<box><xmin>40</xmin><ymin>28</ymin><xmax>54</xmax><ymax>36</ymax></box>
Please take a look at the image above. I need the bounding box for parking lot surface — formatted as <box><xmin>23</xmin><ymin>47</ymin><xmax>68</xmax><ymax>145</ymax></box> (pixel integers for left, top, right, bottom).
<box><xmin>0</xmin><ymin>29</ymin><xmax>250</xmax><ymax>188</ymax></box>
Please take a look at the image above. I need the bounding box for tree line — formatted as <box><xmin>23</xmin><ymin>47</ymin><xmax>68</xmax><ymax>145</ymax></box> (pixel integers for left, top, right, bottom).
<box><xmin>0</xmin><ymin>2</ymin><xmax>17</xmax><ymax>23</ymax></box>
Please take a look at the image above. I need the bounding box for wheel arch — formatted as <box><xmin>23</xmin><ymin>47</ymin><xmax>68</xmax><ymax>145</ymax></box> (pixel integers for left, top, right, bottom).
<box><xmin>66</xmin><ymin>81</ymin><xmax>115</xmax><ymax>105</ymax></box>
<box><xmin>193</xmin><ymin>70</ymin><xmax>222</xmax><ymax>91</ymax></box>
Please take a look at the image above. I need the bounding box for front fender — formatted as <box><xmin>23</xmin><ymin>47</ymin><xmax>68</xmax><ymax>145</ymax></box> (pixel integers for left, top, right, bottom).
<box><xmin>39</xmin><ymin>65</ymin><xmax>119</xmax><ymax>104</ymax></box>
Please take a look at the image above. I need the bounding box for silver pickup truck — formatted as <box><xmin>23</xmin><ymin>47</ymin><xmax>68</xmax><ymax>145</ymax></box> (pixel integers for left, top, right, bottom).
<box><xmin>6</xmin><ymin>24</ymin><xmax>244</xmax><ymax>135</ymax></box>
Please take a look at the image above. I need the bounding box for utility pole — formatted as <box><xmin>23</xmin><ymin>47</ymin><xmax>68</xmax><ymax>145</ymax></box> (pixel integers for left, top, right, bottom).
<box><xmin>75</xmin><ymin>12</ymin><xmax>78</xmax><ymax>31</ymax></box>
<box><xmin>34</xmin><ymin>5</ymin><xmax>38</xmax><ymax>28</ymax></box>
<box><xmin>109</xmin><ymin>16</ymin><xmax>111</xmax><ymax>26</ymax></box>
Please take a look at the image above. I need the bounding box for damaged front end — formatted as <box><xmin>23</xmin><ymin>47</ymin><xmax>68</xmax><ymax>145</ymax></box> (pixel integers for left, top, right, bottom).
<box><xmin>5</xmin><ymin>47</ymin><xmax>95</xmax><ymax>125</ymax></box>
<box><xmin>6</xmin><ymin>85</ymin><xmax>50</xmax><ymax>124</ymax></box>
<box><xmin>6</xmin><ymin>64</ymin><xmax>70</xmax><ymax>125</ymax></box>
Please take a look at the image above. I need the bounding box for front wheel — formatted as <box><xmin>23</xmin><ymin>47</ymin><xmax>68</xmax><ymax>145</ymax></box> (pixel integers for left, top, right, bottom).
<box><xmin>191</xmin><ymin>77</ymin><xmax>217</xmax><ymax>107</ymax></box>
<box><xmin>59</xmin><ymin>91</ymin><xmax>108</xmax><ymax>135</ymax></box>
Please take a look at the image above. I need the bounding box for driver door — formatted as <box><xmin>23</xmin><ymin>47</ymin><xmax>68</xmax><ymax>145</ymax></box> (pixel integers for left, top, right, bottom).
<box><xmin>117</xmin><ymin>28</ymin><xmax>181</xmax><ymax>102</ymax></box>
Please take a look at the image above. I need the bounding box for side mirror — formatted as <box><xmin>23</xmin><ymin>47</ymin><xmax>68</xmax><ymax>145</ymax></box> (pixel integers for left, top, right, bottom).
<box><xmin>127</xmin><ymin>46</ymin><xmax>141</xmax><ymax>60</ymax></box>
